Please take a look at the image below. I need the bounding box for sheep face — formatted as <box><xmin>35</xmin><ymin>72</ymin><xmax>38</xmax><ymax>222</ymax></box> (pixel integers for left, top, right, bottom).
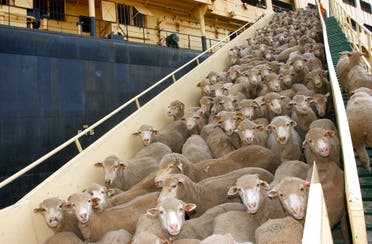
<box><xmin>167</xmin><ymin>100</ymin><xmax>184</xmax><ymax>119</ymax></box>
<box><xmin>155</xmin><ymin>154</ymin><xmax>183</xmax><ymax>186</ymax></box>
<box><xmin>268</xmin><ymin>177</ymin><xmax>309</xmax><ymax>220</ymax></box>
<box><xmin>83</xmin><ymin>183</ymin><xmax>108</xmax><ymax>211</ymax></box>
<box><xmin>236</xmin><ymin>120</ymin><xmax>265</xmax><ymax>145</ymax></box>
<box><xmin>34</xmin><ymin>197</ymin><xmax>65</xmax><ymax>228</ymax></box>
<box><xmin>158</xmin><ymin>175</ymin><xmax>186</xmax><ymax>203</ymax></box>
<box><xmin>182</xmin><ymin>111</ymin><xmax>200</xmax><ymax>131</ymax></box>
<box><xmin>313</xmin><ymin>93</ymin><xmax>329</xmax><ymax>117</ymax></box>
<box><xmin>228</xmin><ymin>174</ymin><xmax>270</xmax><ymax>214</ymax></box>
<box><xmin>303</xmin><ymin>128</ymin><xmax>335</xmax><ymax>157</ymax></box>
<box><xmin>266</xmin><ymin>118</ymin><xmax>297</xmax><ymax>145</ymax></box>
<box><xmin>199</xmin><ymin>96</ymin><xmax>213</xmax><ymax>115</ymax></box>
<box><xmin>147</xmin><ymin>198</ymin><xmax>196</xmax><ymax>236</ymax></box>
<box><xmin>65</xmin><ymin>192</ymin><xmax>93</xmax><ymax>224</ymax></box>
<box><xmin>215</xmin><ymin>111</ymin><xmax>244</xmax><ymax>136</ymax></box>
<box><xmin>133</xmin><ymin>125</ymin><xmax>159</xmax><ymax>145</ymax></box>
<box><xmin>239</xmin><ymin>100</ymin><xmax>259</xmax><ymax>120</ymax></box>
<box><xmin>287</xmin><ymin>95</ymin><xmax>314</xmax><ymax>115</ymax></box>
<box><xmin>265</xmin><ymin>95</ymin><xmax>283</xmax><ymax>115</ymax></box>
<box><xmin>94</xmin><ymin>156</ymin><xmax>126</xmax><ymax>186</ymax></box>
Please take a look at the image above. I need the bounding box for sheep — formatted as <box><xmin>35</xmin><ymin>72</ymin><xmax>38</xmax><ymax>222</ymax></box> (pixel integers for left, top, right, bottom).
<box><xmin>238</xmin><ymin>99</ymin><xmax>266</xmax><ymax>120</ymax></box>
<box><xmin>270</xmin><ymin>160</ymin><xmax>309</xmax><ymax>187</ymax></box>
<box><xmin>291</xmin><ymin>83</ymin><xmax>315</xmax><ymax>96</ymax></box>
<box><xmin>345</xmin><ymin>52</ymin><xmax>372</xmax><ymax>92</ymax></box>
<box><xmin>227</xmin><ymin>174</ymin><xmax>286</xmax><ymax>222</ymax></box>
<box><xmin>307</xmin><ymin>161</ymin><xmax>347</xmax><ymax>229</ymax></box>
<box><xmin>33</xmin><ymin>197</ymin><xmax>82</xmax><ymax>239</ymax></box>
<box><xmin>304</xmin><ymin>69</ymin><xmax>330</xmax><ymax>94</ymax></box>
<box><xmin>200</xmin><ymin>124</ymin><xmax>235</xmax><ymax>158</ymax></box>
<box><xmin>199</xmin><ymin>96</ymin><xmax>214</xmax><ymax>117</ymax></box>
<box><xmin>154</xmin><ymin>145</ymin><xmax>279</xmax><ymax>184</ymax></box>
<box><xmin>288</xmin><ymin>55</ymin><xmax>310</xmax><ymax>84</ymax></box>
<box><xmin>201</xmin><ymin>234</ymin><xmax>252</xmax><ymax>244</ymax></box>
<box><xmin>197</xmin><ymin>78</ymin><xmax>214</xmax><ymax>97</ymax></box>
<box><xmin>90</xmin><ymin>229</ymin><xmax>132</xmax><ymax>244</ymax></box>
<box><xmin>82</xmin><ymin>183</ymin><xmax>116</xmax><ymax>212</ymax></box>
<box><xmin>44</xmin><ymin>232</ymin><xmax>84</xmax><ymax>244</ymax></box>
<box><xmin>157</xmin><ymin>168</ymin><xmax>273</xmax><ymax>217</ymax></box>
<box><xmin>255</xmin><ymin>216</ymin><xmax>303</xmax><ymax>244</ymax></box>
<box><xmin>262</xmin><ymin>92</ymin><xmax>291</xmax><ymax>121</ymax></box>
<box><xmin>131</xmin><ymin>142</ymin><xmax>172</xmax><ymax>162</ymax></box>
<box><xmin>218</xmin><ymin>95</ymin><xmax>238</xmax><ymax>112</ymax></box>
<box><xmin>267</xmin><ymin>177</ymin><xmax>309</xmax><ymax>220</ymax></box>
<box><xmin>212</xmin><ymin>210</ymin><xmax>262</xmax><ymax>243</ymax></box>
<box><xmin>312</xmin><ymin>92</ymin><xmax>330</xmax><ymax>117</ymax></box>
<box><xmin>145</xmin><ymin>198</ymin><xmax>245</xmax><ymax>241</ymax></box>
<box><xmin>213</xmin><ymin>82</ymin><xmax>234</xmax><ymax>97</ymax></box>
<box><xmin>275</xmin><ymin>34</ymin><xmax>314</xmax><ymax>62</ymax></box>
<box><xmin>181</xmin><ymin>107</ymin><xmax>207</xmax><ymax>134</ymax></box>
<box><xmin>94</xmin><ymin>155</ymin><xmax>160</xmax><ymax>191</ymax></box>
<box><xmin>215</xmin><ymin>111</ymin><xmax>245</xmax><ymax>136</ymax></box>
<box><xmin>266</xmin><ymin>116</ymin><xmax>303</xmax><ymax>162</ymax></box>
<box><xmin>167</xmin><ymin>100</ymin><xmax>185</xmax><ymax>121</ymax></box>
<box><xmin>287</xmin><ymin>94</ymin><xmax>318</xmax><ymax>139</ymax></box>
<box><xmin>63</xmin><ymin>191</ymin><xmax>159</xmax><ymax>241</ymax></box>
<box><xmin>303</xmin><ymin>120</ymin><xmax>341</xmax><ymax>167</ymax></box>
<box><xmin>182</xmin><ymin>135</ymin><xmax>213</xmax><ymax>164</ymax></box>
<box><xmin>336</xmin><ymin>51</ymin><xmax>352</xmax><ymax>89</ymax></box>
<box><xmin>107</xmin><ymin>172</ymin><xmax>159</xmax><ymax>206</ymax></box>
<box><xmin>210</xmin><ymin>96</ymin><xmax>224</xmax><ymax>115</ymax></box>
<box><xmin>302</xmin><ymin>52</ymin><xmax>323</xmax><ymax>71</ymax></box>
<box><xmin>346</xmin><ymin>88</ymin><xmax>372</xmax><ymax>170</ymax></box>
<box><xmin>133</xmin><ymin>121</ymin><xmax>189</xmax><ymax>152</ymax></box>
<box><xmin>235</xmin><ymin>119</ymin><xmax>268</xmax><ymax>147</ymax></box>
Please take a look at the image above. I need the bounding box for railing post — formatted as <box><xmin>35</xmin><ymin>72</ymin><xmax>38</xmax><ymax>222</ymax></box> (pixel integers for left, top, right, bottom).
<box><xmin>356</xmin><ymin>24</ymin><xmax>361</xmax><ymax>51</ymax></box>
<box><xmin>188</xmin><ymin>35</ymin><xmax>191</xmax><ymax>49</ymax></box>
<box><xmin>143</xmin><ymin>27</ymin><xmax>145</xmax><ymax>43</ymax></box>
<box><xmin>74</xmin><ymin>138</ymin><xmax>83</xmax><ymax>152</ymax></box>
<box><xmin>135</xmin><ymin>98</ymin><xmax>141</xmax><ymax>109</ymax></box>
<box><xmin>172</xmin><ymin>74</ymin><xmax>177</xmax><ymax>83</ymax></box>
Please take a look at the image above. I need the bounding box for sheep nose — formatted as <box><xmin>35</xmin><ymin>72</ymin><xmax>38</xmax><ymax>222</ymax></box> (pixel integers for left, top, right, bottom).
<box><xmin>105</xmin><ymin>179</ymin><xmax>112</xmax><ymax>186</ymax></box>
<box><xmin>80</xmin><ymin>213</ymin><xmax>87</xmax><ymax>219</ymax></box>
<box><xmin>248</xmin><ymin>203</ymin><xmax>256</xmax><ymax>209</ymax></box>
<box><xmin>49</xmin><ymin>217</ymin><xmax>57</xmax><ymax>223</ymax></box>
<box><xmin>92</xmin><ymin>198</ymin><xmax>100</xmax><ymax>206</ymax></box>
<box><xmin>169</xmin><ymin>224</ymin><xmax>178</xmax><ymax>231</ymax></box>
<box><xmin>275</xmin><ymin>108</ymin><xmax>282</xmax><ymax>114</ymax></box>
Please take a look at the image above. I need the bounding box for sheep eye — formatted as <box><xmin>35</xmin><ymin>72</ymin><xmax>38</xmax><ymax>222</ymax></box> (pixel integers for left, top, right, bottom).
<box><xmin>101</xmin><ymin>191</ymin><xmax>105</xmax><ymax>194</ymax></box>
<box><xmin>279</xmin><ymin>193</ymin><xmax>284</xmax><ymax>198</ymax></box>
<box><xmin>172</xmin><ymin>184</ymin><xmax>177</xmax><ymax>188</ymax></box>
<box><xmin>169</xmin><ymin>165</ymin><xmax>173</xmax><ymax>168</ymax></box>
<box><xmin>179</xmin><ymin>207</ymin><xmax>183</xmax><ymax>212</ymax></box>
<box><xmin>89</xmin><ymin>192</ymin><xmax>94</xmax><ymax>196</ymax></box>
<box><xmin>159</xmin><ymin>210</ymin><xmax>164</xmax><ymax>215</ymax></box>
<box><xmin>58</xmin><ymin>204</ymin><xmax>63</xmax><ymax>209</ymax></box>
<box><xmin>88</xmin><ymin>199</ymin><xmax>91</xmax><ymax>203</ymax></box>
<box><xmin>308</xmin><ymin>139</ymin><xmax>313</xmax><ymax>144</ymax></box>
<box><xmin>300</xmin><ymin>187</ymin><xmax>305</xmax><ymax>192</ymax></box>
<box><xmin>72</xmin><ymin>203</ymin><xmax>76</xmax><ymax>207</ymax></box>
<box><xmin>256</xmin><ymin>184</ymin><xmax>260</xmax><ymax>187</ymax></box>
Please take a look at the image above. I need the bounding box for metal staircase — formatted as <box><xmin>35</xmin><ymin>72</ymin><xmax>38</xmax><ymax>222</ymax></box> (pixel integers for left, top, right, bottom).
<box><xmin>325</xmin><ymin>16</ymin><xmax>372</xmax><ymax>242</ymax></box>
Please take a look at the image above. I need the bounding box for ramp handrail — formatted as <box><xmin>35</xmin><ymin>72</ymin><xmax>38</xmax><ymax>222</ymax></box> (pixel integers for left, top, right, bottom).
<box><xmin>331</xmin><ymin>0</ymin><xmax>372</xmax><ymax>71</ymax></box>
<box><xmin>0</xmin><ymin>18</ymin><xmax>257</xmax><ymax>190</ymax></box>
<box><xmin>319</xmin><ymin>1</ymin><xmax>368</xmax><ymax>242</ymax></box>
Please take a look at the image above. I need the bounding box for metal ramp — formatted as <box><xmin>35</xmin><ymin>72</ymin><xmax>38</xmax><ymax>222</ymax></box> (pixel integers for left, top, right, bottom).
<box><xmin>325</xmin><ymin>15</ymin><xmax>372</xmax><ymax>242</ymax></box>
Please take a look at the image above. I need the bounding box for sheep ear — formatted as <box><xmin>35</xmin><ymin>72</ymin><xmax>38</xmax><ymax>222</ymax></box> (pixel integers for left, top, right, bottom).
<box><xmin>184</xmin><ymin>203</ymin><xmax>197</xmax><ymax>213</ymax></box>
<box><xmin>62</xmin><ymin>203</ymin><xmax>73</xmax><ymax>212</ymax></box>
<box><xmin>302</xmin><ymin>140</ymin><xmax>308</xmax><ymax>148</ymax></box>
<box><xmin>306</xmin><ymin>97</ymin><xmax>314</xmax><ymax>103</ymax></box>
<box><xmin>305</xmin><ymin>181</ymin><xmax>311</xmax><ymax>188</ymax></box>
<box><xmin>176</xmin><ymin>162</ymin><xmax>183</xmax><ymax>172</ymax></box>
<box><xmin>325</xmin><ymin>130</ymin><xmax>335</xmax><ymax>138</ymax></box>
<box><xmin>267</xmin><ymin>189</ymin><xmax>278</xmax><ymax>198</ymax></box>
<box><xmin>235</xmin><ymin>112</ymin><xmax>245</xmax><ymax>121</ymax></box>
<box><xmin>151</xmin><ymin>129</ymin><xmax>160</xmax><ymax>135</ymax></box>
<box><xmin>287</xmin><ymin>101</ymin><xmax>294</xmax><ymax>108</ymax></box>
<box><xmin>256</xmin><ymin>125</ymin><xmax>265</xmax><ymax>132</ymax></box>
<box><xmin>215</xmin><ymin>114</ymin><xmax>221</xmax><ymax>121</ymax></box>
<box><xmin>265</xmin><ymin>124</ymin><xmax>274</xmax><ymax>132</ymax></box>
<box><xmin>259</xmin><ymin>180</ymin><xmax>271</xmax><ymax>190</ymax></box>
<box><xmin>33</xmin><ymin>208</ymin><xmax>46</xmax><ymax>214</ymax></box>
<box><xmin>290</xmin><ymin>120</ymin><xmax>297</xmax><ymax>127</ymax></box>
<box><xmin>196</xmin><ymin>82</ymin><xmax>202</xmax><ymax>87</ymax></box>
<box><xmin>132</xmin><ymin>130</ymin><xmax>141</xmax><ymax>136</ymax></box>
<box><xmin>119</xmin><ymin>162</ymin><xmax>127</xmax><ymax>171</ymax></box>
<box><xmin>227</xmin><ymin>186</ymin><xmax>239</xmax><ymax>196</ymax></box>
<box><xmin>146</xmin><ymin>208</ymin><xmax>159</xmax><ymax>217</ymax></box>
<box><xmin>94</xmin><ymin>162</ymin><xmax>103</xmax><ymax>168</ymax></box>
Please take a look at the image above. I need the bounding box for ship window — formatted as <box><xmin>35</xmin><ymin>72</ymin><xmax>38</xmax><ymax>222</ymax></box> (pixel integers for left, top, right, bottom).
<box><xmin>33</xmin><ymin>0</ymin><xmax>65</xmax><ymax>21</ymax></box>
<box><xmin>360</xmin><ymin>1</ymin><xmax>371</xmax><ymax>13</ymax></box>
<box><xmin>342</xmin><ymin>0</ymin><xmax>356</xmax><ymax>7</ymax></box>
<box><xmin>0</xmin><ymin>0</ymin><xmax>15</xmax><ymax>5</ymax></box>
<box><xmin>117</xmin><ymin>4</ymin><xmax>145</xmax><ymax>27</ymax></box>
<box><xmin>241</xmin><ymin>0</ymin><xmax>266</xmax><ymax>8</ymax></box>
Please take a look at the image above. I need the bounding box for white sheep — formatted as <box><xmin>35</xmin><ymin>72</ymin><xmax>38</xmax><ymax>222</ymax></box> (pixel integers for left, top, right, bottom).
<box><xmin>255</xmin><ymin>216</ymin><xmax>303</xmax><ymax>244</ymax></box>
<box><xmin>34</xmin><ymin>197</ymin><xmax>82</xmax><ymax>239</ymax></box>
<box><xmin>181</xmin><ymin>135</ymin><xmax>213</xmax><ymax>164</ymax></box>
<box><xmin>267</xmin><ymin>176</ymin><xmax>310</xmax><ymax>220</ymax></box>
<box><xmin>133</xmin><ymin>121</ymin><xmax>189</xmax><ymax>153</ymax></box>
<box><xmin>266</xmin><ymin>115</ymin><xmax>302</xmax><ymax>162</ymax></box>
<box><xmin>64</xmin><ymin>191</ymin><xmax>159</xmax><ymax>241</ymax></box>
<box><xmin>346</xmin><ymin>88</ymin><xmax>372</xmax><ymax>170</ymax></box>
<box><xmin>235</xmin><ymin>118</ymin><xmax>268</xmax><ymax>147</ymax></box>
<box><xmin>157</xmin><ymin>168</ymin><xmax>273</xmax><ymax>217</ymax></box>
<box><xmin>155</xmin><ymin>145</ymin><xmax>279</xmax><ymax>184</ymax></box>
<box><xmin>167</xmin><ymin>100</ymin><xmax>185</xmax><ymax>121</ymax></box>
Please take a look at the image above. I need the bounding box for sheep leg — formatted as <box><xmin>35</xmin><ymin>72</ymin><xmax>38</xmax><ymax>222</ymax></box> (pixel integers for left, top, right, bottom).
<box><xmin>355</xmin><ymin>144</ymin><xmax>371</xmax><ymax>171</ymax></box>
<box><xmin>340</xmin><ymin>213</ymin><xmax>352</xmax><ymax>244</ymax></box>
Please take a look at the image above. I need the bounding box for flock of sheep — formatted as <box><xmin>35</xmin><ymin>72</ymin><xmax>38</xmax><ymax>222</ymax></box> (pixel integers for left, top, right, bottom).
<box><xmin>33</xmin><ymin>5</ymin><xmax>372</xmax><ymax>244</ymax></box>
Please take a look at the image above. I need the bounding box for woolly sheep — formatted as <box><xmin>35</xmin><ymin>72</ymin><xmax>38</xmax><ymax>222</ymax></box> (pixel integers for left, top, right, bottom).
<box><xmin>154</xmin><ymin>145</ymin><xmax>279</xmax><ymax>184</ymax></box>
<box><xmin>181</xmin><ymin>135</ymin><xmax>213</xmax><ymax>164</ymax></box>
<box><xmin>158</xmin><ymin>168</ymin><xmax>273</xmax><ymax>217</ymax></box>
<box><xmin>167</xmin><ymin>100</ymin><xmax>185</xmax><ymax>121</ymax></box>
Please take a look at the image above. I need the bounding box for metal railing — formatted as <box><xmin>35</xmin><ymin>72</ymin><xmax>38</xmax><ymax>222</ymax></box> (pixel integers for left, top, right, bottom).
<box><xmin>316</xmin><ymin>1</ymin><xmax>368</xmax><ymax>242</ymax></box>
<box><xmin>331</xmin><ymin>0</ymin><xmax>372</xmax><ymax>71</ymax></box>
<box><xmin>0</xmin><ymin>5</ymin><xmax>228</xmax><ymax>52</ymax></box>
<box><xmin>0</xmin><ymin>18</ymin><xmax>253</xmax><ymax>190</ymax></box>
